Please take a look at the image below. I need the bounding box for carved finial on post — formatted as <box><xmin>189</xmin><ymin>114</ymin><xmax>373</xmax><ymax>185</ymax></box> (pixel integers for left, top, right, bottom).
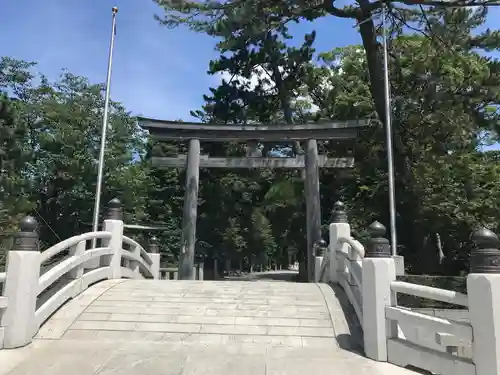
<box><xmin>106</xmin><ymin>198</ymin><xmax>122</xmax><ymax>220</ymax></box>
<box><xmin>332</xmin><ymin>201</ymin><xmax>348</xmax><ymax>223</ymax></box>
<box><xmin>12</xmin><ymin>216</ymin><xmax>39</xmax><ymax>252</ymax></box>
<box><xmin>470</xmin><ymin>227</ymin><xmax>500</xmax><ymax>273</ymax></box>
<box><xmin>365</xmin><ymin>221</ymin><xmax>391</xmax><ymax>258</ymax></box>
<box><xmin>149</xmin><ymin>236</ymin><xmax>159</xmax><ymax>254</ymax></box>
<box><xmin>314</xmin><ymin>239</ymin><xmax>328</xmax><ymax>257</ymax></box>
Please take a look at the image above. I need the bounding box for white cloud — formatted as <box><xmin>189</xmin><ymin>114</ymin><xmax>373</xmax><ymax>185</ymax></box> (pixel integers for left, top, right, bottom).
<box><xmin>214</xmin><ymin>65</ymin><xmax>321</xmax><ymax>113</ymax></box>
<box><xmin>215</xmin><ymin>65</ymin><xmax>275</xmax><ymax>91</ymax></box>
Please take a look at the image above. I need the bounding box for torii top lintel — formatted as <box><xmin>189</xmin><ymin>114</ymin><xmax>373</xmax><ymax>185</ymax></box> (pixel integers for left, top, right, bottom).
<box><xmin>137</xmin><ymin>116</ymin><xmax>369</xmax><ymax>141</ymax></box>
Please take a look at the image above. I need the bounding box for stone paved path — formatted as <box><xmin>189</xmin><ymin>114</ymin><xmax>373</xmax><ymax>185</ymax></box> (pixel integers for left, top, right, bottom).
<box><xmin>0</xmin><ymin>279</ymin><xmax>417</xmax><ymax>375</ymax></box>
<box><xmin>222</xmin><ymin>269</ymin><xmax>299</xmax><ymax>282</ymax></box>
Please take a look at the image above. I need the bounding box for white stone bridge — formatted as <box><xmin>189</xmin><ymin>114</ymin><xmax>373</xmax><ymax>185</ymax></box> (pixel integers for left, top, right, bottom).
<box><xmin>0</xmin><ymin>201</ymin><xmax>498</xmax><ymax>375</ymax></box>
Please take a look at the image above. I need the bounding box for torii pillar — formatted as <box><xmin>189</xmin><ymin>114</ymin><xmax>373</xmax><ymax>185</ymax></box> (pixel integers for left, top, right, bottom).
<box><xmin>178</xmin><ymin>139</ymin><xmax>200</xmax><ymax>279</ymax></box>
<box><xmin>305</xmin><ymin>139</ymin><xmax>321</xmax><ymax>282</ymax></box>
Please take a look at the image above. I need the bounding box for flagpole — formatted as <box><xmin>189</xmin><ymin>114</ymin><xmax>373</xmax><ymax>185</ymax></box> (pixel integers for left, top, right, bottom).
<box><xmin>381</xmin><ymin>5</ymin><xmax>398</xmax><ymax>256</ymax></box>
<box><xmin>92</xmin><ymin>7</ymin><xmax>118</xmax><ymax>246</ymax></box>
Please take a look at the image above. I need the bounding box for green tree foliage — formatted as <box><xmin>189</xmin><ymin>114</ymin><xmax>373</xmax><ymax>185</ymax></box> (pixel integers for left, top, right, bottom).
<box><xmin>189</xmin><ymin>21</ymin><xmax>319</xmax><ymax>276</ymax></box>
<box><xmin>26</xmin><ymin>72</ymin><xmax>150</xmax><ymax>247</ymax></box>
<box><xmin>145</xmin><ymin>140</ymin><xmax>183</xmax><ymax>263</ymax></box>
<box><xmin>154</xmin><ymin>0</ymin><xmax>500</xmax><ymax>126</ymax></box>
<box><xmin>0</xmin><ymin>94</ymin><xmax>33</xmax><ymax>235</ymax></box>
<box><xmin>0</xmin><ymin>59</ymin><xmax>153</xmax><ymax>250</ymax></box>
<box><xmin>303</xmin><ymin>9</ymin><xmax>500</xmax><ymax>274</ymax></box>
<box><xmin>154</xmin><ymin>0</ymin><xmax>500</xmax><ymax>176</ymax></box>
<box><xmin>2</xmin><ymin>6</ymin><xmax>500</xmax><ymax>278</ymax></box>
<box><xmin>0</xmin><ymin>58</ymin><xmax>37</xmax><ymax>264</ymax></box>
<box><xmin>156</xmin><ymin>6</ymin><xmax>500</xmax><ymax>275</ymax></box>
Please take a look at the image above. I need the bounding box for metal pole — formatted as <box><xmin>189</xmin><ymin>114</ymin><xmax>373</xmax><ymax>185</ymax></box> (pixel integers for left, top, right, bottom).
<box><xmin>382</xmin><ymin>5</ymin><xmax>398</xmax><ymax>256</ymax></box>
<box><xmin>91</xmin><ymin>7</ymin><xmax>118</xmax><ymax>246</ymax></box>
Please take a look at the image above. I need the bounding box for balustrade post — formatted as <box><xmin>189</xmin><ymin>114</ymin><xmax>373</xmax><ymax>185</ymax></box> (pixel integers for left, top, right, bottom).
<box><xmin>329</xmin><ymin>201</ymin><xmax>350</xmax><ymax>282</ymax></box>
<box><xmin>198</xmin><ymin>263</ymin><xmax>204</xmax><ymax>280</ymax></box>
<box><xmin>148</xmin><ymin>236</ymin><xmax>160</xmax><ymax>280</ymax></box>
<box><xmin>362</xmin><ymin>221</ymin><xmax>397</xmax><ymax>362</ymax></box>
<box><xmin>468</xmin><ymin>228</ymin><xmax>500</xmax><ymax>375</ymax></box>
<box><xmin>195</xmin><ymin>252</ymin><xmax>205</xmax><ymax>281</ymax></box>
<box><xmin>130</xmin><ymin>245</ymin><xmax>140</xmax><ymax>274</ymax></box>
<box><xmin>101</xmin><ymin>198</ymin><xmax>124</xmax><ymax>279</ymax></box>
<box><xmin>1</xmin><ymin>217</ymin><xmax>41</xmax><ymax>349</ymax></box>
<box><xmin>314</xmin><ymin>239</ymin><xmax>327</xmax><ymax>282</ymax></box>
<box><xmin>213</xmin><ymin>252</ymin><xmax>219</xmax><ymax>280</ymax></box>
<box><xmin>68</xmin><ymin>241</ymin><xmax>85</xmax><ymax>280</ymax></box>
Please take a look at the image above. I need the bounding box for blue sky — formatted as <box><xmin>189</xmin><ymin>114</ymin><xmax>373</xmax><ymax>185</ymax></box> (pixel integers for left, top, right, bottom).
<box><xmin>1</xmin><ymin>1</ymin><xmax>499</xmax><ymax>123</ymax></box>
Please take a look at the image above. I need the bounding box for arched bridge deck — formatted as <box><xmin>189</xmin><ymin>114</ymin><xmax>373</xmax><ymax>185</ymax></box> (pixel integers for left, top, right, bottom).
<box><xmin>1</xmin><ymin>279</ymin><xmax>414</xmax><ymax>375</ymax></box>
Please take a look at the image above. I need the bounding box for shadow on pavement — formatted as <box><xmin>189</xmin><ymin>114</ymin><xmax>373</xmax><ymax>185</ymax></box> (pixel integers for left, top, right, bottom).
<box><xmin>325</xmin><ymin>283</ymin><xmax>365</xmax><ymax>356</ymax></box>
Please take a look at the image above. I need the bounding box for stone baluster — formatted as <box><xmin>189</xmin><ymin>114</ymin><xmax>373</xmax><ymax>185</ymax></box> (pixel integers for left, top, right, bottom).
<box><xmin>68</xmin><ymin>240</ymin><xmax>86</xmax><ymax>280</ymax></box>
<box><xmin>130</xmin><ymin>244</ymin><xmax>140</xmax><ymax>274</ymax></box>
<box><xmin>2</xmin><ymin>217</ymin><xmax>41</xmax><ymax>348</ymax></box>
<box><xmin>195</xmin><ymin>252</ymin><xmax>205</xmax><ymax>281</ymax></box>
<box><xmin>213</xmin><ymin>252</ymin><xmax>219</xmax><ymax>280</ymax></box>
<box><xmin>101</xmin><ymin>198</ymin><xmax>124</xmax><ymax>279</ymax></box>
<box><xmin>362</xmin><ymin>221</ymin><xmax>397</xmax><ymax>361</ymax></box>
<box><xmin>148</xmin><ymin>236</ymin><xmax>160</xmax><ymax>280</ymax></box>
<box><xmin>329</xmin><ymin>201</ymin><xmax>350</xmax><ymax>282</ymax></box>
<box><xmin>468</xmin><ymin>228</ymin><xmax>500</xmax><ymax>375</ymax></box>
<box><xmin>313</xmin><ymin>239</ymin><xmax>327</xmax><ymax>282</ymax></box>
<box><xmin>163</xmin><ymin>253</ymin><xmax>177</xmax><ymax>280</ymax></box>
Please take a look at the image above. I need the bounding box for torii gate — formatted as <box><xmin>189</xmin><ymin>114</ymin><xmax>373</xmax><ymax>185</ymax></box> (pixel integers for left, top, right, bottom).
<box><xmin>138</xmin><ymin>118</ymin><xmax>368</xmax><ymax>281</ymax></box>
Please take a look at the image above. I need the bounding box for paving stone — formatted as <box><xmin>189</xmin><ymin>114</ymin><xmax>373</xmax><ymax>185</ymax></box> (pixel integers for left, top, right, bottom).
<box><xmin>61</xmin><ymin>329</ymin><xmax>101</xmax><ymax>340</ymax></box>
<box><xmin>5</xmin><ymin>345</ymin><xmax>118</xmax><ymax>375</ymax></box>
<box><xmin>85</xmin><ymin>305</ymin><xmax>146</xmax><ymax>314</ymax></box>
<box><xmin>71</xmin><ymin>320</ymin><xmax>137</xmax><ymax>331</ymax></box>
<box><xmin>229</xmin><ymin>334</ymin><xmax>303</xmax><ymax>347</ymax></box>
<box><xmin>176</xmin><ymin>315</ymin><xmax>236</xmax><ymax>325</ymax></box>
<box><xmin>36</xmin><ymin>318</ymin><xmax>75</xmax><ymax>339</ymax></box>
<box><xmin>106</xmin><ymin>313</ymin><xmax>177</xmax><ymax>323</ymax></box>
<box><xmin>180</xmin><ymin>354</ymin><xmax>266</xmax><ymax>375</ymax></box>
<box><xmin>265</xmin><ymin>357</ymin><xmax>353</xmax><ymax>375</ymax></box>
<box><xmin>299</xmin><ymin>318</ymin><xmax>332</xmax><ymax>327</ymax></box>
<box><xmin>95</xmin><ymin>349</ymin><xmax>188</xmax><ymax>375</ymax></box>
<box><xmin>267</xmin><ymin>326</ymin><xmax>335</xmax><ymax>337</ymax></box>
<box><xmin>78</xmin><ymin>312</ymin><xmax>112</xmax><ymax>321</ymax></box>
<box><xmin>135</xmin><ymin>322</ymin><xmax>202</xmax><ymax>333</ymax></box>
<box><xmin>146</xmin><ymin>306</ymin><xmax>207</xmax><ymax>315</ymax></box>
<box><xmin>267</xmin><ymin>346</ymin><xmax>340</xmax><ymax>359</ymax></box>
<box><xmin>234</xmin><ymin>317</ymin><xmax>300</xmax><ymax>326</ymax></box>
<box><xmin>301</xmin><ymin>336</ymin><xmax>338</xmax><ymax>349</ymax></box>
<box><xmin>200</xmin><ymin>324</ymin><xmax>268</xmax><ymax>335</ymax></box>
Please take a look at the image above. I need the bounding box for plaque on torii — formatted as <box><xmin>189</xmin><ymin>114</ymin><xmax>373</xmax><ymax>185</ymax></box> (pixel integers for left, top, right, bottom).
<box><xmin>138</xmin><ymin>117</ymin><xmax>369</xmax><ymax>282</ymax></box>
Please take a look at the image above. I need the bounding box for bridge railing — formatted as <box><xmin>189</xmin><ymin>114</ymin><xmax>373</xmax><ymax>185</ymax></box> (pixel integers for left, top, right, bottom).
<box><xmin>159</xmin><ymin>267</ymin><xmax>178</xmax><ymax>280</ymax></box>
<box><xmin>315</xmin><ymin>201</ymin><xmax>365</xmax><ymax>325</ymax></box>
<box><xmin>0</xmin><ymin>198</ymin><xmax>161</xmax><ymax>350</ymax></box>
<box><xmin>314</xmin><ymin>202</ymin><xmax>365</xmax><ymax>322</ymax></box>
<box><xmin>323</xmin><ymin>201</ymin><xmax>500</xmax><ymax>375</ymax></box>
<box><xmin>159</xmin><ymin>263</ymin><xmax>204</xmax><ymax>280</ymax></box>
<box><xmin>362</xmin><ymin>227</ymin><xmax>500</xmax><ymax>375</ymax></box>
<box><xmin>385</xmin><ymin>281</ymin><xmax>472</xmax><ymax>373</ymax></box>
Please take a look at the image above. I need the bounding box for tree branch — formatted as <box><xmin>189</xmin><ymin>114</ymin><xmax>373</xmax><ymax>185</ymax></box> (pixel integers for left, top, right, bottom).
<box><xmin>322</xmin><ymin>0</ymin><xmax>359</xmax><ymax>18</ymax></box>
<box><xmin>369</xmin><ymin>0</ymin><xmax>499</xmax><ymax>9</ymax></box>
